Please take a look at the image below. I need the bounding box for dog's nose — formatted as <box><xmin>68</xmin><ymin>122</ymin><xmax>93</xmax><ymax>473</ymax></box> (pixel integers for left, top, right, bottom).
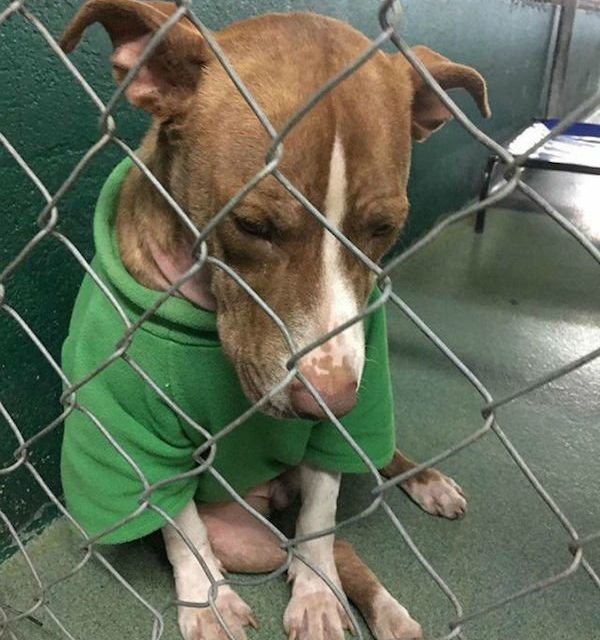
<box><xmin>289</xmin><ymin>376</ymin><xmax>358</xmax><ymax>419</ymax></box>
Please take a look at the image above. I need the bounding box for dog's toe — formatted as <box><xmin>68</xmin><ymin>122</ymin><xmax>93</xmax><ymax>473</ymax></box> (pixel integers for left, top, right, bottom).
<box><xmin>402</xmin><ymin>469</ymin><xmax>467</xmax><ymax>519</ymax></box>
<box><xmin>284</xmin><ymin>589</ymin><xmax>351</xmax><ymax>640</ymax></box>
<box><xmin>179</xmin><ymin>588</ymin><xmax>256</xmax><ymax>640</ymax></box>
<box><xmin>366</xmin><ymin>589</ymin><xmax>423</xmax><ymax>640</ymax></box>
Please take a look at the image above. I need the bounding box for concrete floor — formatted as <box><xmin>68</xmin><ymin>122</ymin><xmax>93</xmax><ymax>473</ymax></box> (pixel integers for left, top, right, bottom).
<box><xmin>1</xmin><ymin>206</ymin><xmax>599</xmax><ymax>640</ymax></box>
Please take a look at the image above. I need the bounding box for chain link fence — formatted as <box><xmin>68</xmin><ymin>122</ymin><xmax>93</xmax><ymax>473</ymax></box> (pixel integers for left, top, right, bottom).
<box><xmin>1</xmin><ymin>1</ymin><xmax>599</xmax><ymax>639</ymax></box>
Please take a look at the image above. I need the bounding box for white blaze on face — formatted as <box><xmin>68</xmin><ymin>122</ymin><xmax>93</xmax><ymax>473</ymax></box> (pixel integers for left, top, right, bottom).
<box><xmin>305</xmin><ymin>133</ymin><xmax>365</xmax><ymax>383</ymax></box>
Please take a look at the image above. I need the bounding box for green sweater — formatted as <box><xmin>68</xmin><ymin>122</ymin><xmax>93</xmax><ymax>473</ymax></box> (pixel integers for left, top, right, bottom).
<box><xmin>61</xmin><ymin>158</ymin><xmax>395</xmax><ymax>544</ymax></box>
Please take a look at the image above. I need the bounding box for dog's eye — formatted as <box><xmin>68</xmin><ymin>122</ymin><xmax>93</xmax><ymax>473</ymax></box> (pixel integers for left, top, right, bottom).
<box><xmin>372</xmin><ymin>223</ymin><xmax>395</xmax><ymax>238</ymax></box>
<box><xmin>233</xmin><ymin>215</ymin><xmax>272</xmax><ymax>241</ymax></box>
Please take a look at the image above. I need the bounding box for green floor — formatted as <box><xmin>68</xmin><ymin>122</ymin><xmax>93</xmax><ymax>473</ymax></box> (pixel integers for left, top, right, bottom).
<box><xmin>2</xmin><ymin>208</ymin><xmax>599</xmax><ymax>640</ymax></box>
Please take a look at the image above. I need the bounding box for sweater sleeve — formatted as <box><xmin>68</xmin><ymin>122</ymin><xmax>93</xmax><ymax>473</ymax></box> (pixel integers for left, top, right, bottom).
<box><xmin>61</xmin><ymin>275</ymin><xmax>198</xmax><ymax>544</ymax></box>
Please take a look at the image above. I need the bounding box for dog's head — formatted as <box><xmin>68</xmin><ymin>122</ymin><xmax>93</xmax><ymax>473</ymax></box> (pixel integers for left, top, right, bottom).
<box><xmin>62</xmin><ymin>0</ymin><xmax>490</xmax><ymax>419</ymax></box>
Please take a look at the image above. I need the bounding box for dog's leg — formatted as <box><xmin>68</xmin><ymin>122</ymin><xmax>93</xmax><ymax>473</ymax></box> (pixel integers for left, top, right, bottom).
<box><xmin>162</xmin><ymin>500</ymin><xmax>257</xmax><ymax>640</ymax></box>
<box><xmin>335</xmin><ymin>540</ymin><xmax>423</xmax><ymax>640</ymax></box>
<box><xmin>198</xmin><ymin>479</ymin><xmax>422</xmax><ymax>640</ymax></box>
<box><xmin>199</xmin><ymin>495</ymin><xmax>287</xmax><ymax>573</ymax></box>
<box><xmin>202</xmin><ymin>521</ymin><xmax>423</xmax><ymax>640</ymax></box>
<box><xmin>283</xmin><ymin>463</ymin><xmax>353</xmax><ymax>640</ymax></box>
<box><xmin>380</xmin><ymin>449</ymin><xmax>466</xmax><ymax>519</ymax></box>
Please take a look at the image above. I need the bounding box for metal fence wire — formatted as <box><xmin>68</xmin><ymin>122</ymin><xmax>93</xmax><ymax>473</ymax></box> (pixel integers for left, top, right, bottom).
<box><xmin>1</xmin><ymin>0</ymin><xmax>600</xmax><ymax>639</ymax></box>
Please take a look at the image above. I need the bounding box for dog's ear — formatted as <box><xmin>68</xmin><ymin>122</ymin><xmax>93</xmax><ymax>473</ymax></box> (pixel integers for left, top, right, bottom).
<box><xmin>60</xmin><ymin>0</ymin><xmax>211</xmax><ymax>117</ymax></box>
<box><xmin>393</xmin><ymin>46</ymin><xmax>491</xmax><ymax>142</ymax></box>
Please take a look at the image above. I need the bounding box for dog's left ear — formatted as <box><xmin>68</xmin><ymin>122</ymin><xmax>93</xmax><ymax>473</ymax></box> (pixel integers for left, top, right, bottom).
<box><xmin>60</xmin><ymin>0</ymin><xmax>211</xmax><ymax>118</ymax></box>
<box><xmin>392</xmin><ymin>45</ymin><xmax>491</xmax><ymax>142</ymax></box>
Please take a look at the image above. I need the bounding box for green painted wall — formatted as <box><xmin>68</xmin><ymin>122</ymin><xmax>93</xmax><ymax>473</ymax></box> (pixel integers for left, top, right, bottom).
<box><xmin>561</xmin><ymin>8</ymin><xmax>600</xmax><ymax>115</ymax></box>
<box><xmin>0</xmin><ymin>0</ymin><xmax>566</xmax><ymax>548</ymax></box>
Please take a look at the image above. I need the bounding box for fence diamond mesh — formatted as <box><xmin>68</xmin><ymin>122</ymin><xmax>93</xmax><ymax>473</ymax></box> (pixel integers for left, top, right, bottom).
<box><xmin>1</xmin><ymin>1</ymin><xmax>599</xmax><ymax>640</ymax></box>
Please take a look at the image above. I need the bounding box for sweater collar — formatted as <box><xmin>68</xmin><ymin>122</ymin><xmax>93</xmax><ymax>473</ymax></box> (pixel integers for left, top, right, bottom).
<box><xmin>94</xmin><ymin>157</ymin><xmax>219</xmax><ymax>341</ymax></box>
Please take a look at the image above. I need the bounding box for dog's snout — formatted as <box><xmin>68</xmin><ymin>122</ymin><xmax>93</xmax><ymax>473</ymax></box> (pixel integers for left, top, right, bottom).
<box><xmin>290</xmin><ymin>373</ymin><xmax>357</xmax><ymax>419</ymax></box>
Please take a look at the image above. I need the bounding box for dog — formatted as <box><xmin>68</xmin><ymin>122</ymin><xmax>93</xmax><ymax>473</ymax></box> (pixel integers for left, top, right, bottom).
<box><xmin>59</xmin><ymin>2</ymin><xmax>489</xmax><ymax>639</ymax></box>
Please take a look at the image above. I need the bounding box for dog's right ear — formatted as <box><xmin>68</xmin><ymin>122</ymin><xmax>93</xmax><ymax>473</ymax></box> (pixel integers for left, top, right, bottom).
<box><xmin>60</xmin><ymin>0</ymin><xmax>211</xmax><ymax>117</ymax></box>
<box><xmin>391</xmin><ymin>46</ymin><xmax>491</xmax><ymax>142</ymax></box>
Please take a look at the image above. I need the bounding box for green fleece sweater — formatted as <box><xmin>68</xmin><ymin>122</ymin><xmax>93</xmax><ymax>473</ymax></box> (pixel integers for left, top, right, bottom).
<box><xmin>61</xmin><ymin>158</ymin><xmax>395</xmax><ymax>544</ymax></box>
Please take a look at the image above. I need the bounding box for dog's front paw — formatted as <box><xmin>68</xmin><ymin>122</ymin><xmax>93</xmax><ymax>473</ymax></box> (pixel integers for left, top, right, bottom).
<box><xmin>402</xmin><ymin>468</ymin><xmax>466</xmax><ymax>519</ymax></box>
<box><xmin>178</xmin><ymin>588</ymin><xmax>257</xmax><ymax>640</ymax></box>
<box><xmin>365</xmin><ymin>589</ymin><xmax>423</xmax><ymax>640</ymax></box>
<box><xmin>284</xmin><ymin>588</ymin><xmax>353</xmax><ymax>640</ymax></box>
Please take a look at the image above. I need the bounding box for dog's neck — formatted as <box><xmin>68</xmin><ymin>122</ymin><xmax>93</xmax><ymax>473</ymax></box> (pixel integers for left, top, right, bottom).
<box><xmin>115</xmin><ymin>135</ymin><xmax>217</xmax><ymax>312</ymax></box>
<box><xmin>147</xmin><ymin>236</ymin><xmax>217</xmax><ymax>311</ymax></box>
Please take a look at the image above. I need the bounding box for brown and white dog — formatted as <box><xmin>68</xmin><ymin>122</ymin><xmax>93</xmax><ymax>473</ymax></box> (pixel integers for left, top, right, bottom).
<box><xmin>61</xmin><ymin>2</ymin><xmax>489</xmax><ymax>639</ymax></box>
